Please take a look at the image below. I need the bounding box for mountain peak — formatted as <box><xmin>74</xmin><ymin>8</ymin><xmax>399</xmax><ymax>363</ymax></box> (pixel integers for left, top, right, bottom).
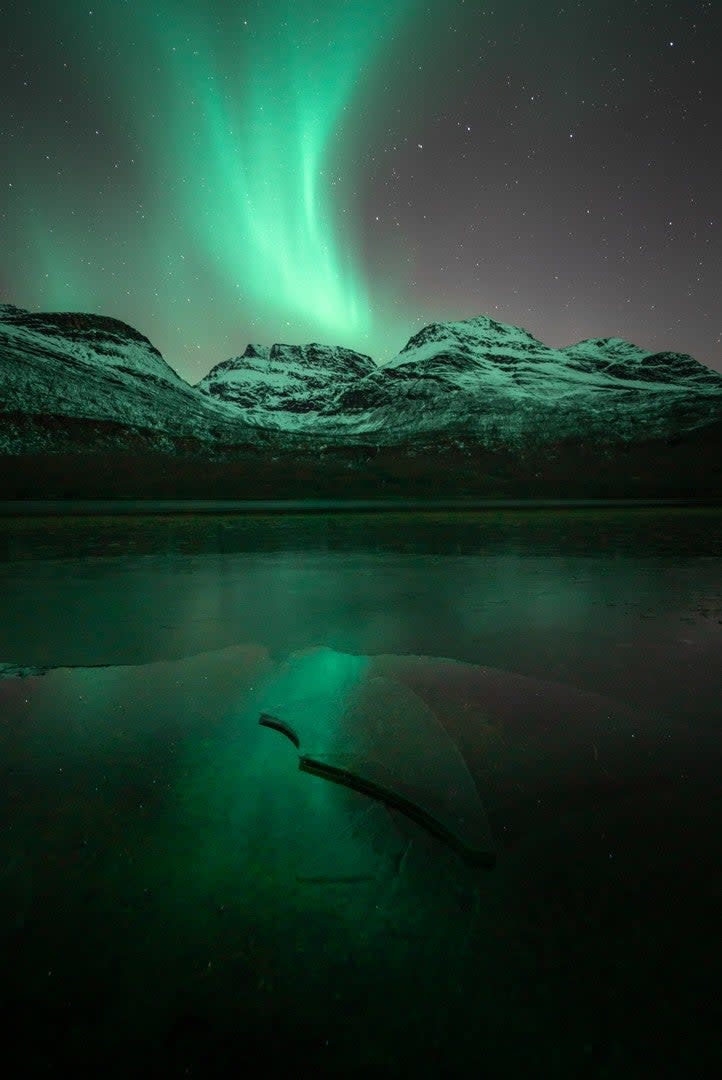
<box><xmin>564</xmin><ymin>336</ymin><xmax>648</xmax><ymax>359</ymax></box>
<box><xmin>396</xmin><ymin>314</ymin><xmax>544</xmax><ymax>360</ymax></box>
<box><xmin>242</xmin><ymin>344</ymin><xmax>272</xmax><ymax>360</ymax></box>
<box><xmin>196</xmin><ymin>340</ymin><xmax>375</xmax><ymax>419</ymax></box>
<box><xmin>457</xmin><ymin>312</ymin><xmax>539</xmax><ymax>337</ymax></box>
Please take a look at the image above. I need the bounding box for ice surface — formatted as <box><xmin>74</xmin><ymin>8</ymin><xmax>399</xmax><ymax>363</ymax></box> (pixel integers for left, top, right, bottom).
<box><xmin>257</xmin><ymin>647</ymin><xmax>495</xmax><ymax>866</ymax></box>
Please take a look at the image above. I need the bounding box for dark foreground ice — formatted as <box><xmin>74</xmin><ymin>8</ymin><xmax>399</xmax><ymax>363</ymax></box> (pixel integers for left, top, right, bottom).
<box><xmin>0</xmin><ymin>507</ymin><xmax>720</xmax><ymax>1075</ymax></box>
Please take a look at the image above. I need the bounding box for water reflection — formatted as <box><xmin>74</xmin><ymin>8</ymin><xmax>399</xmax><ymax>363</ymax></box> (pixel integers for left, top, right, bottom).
<box><xmin>0</xmin><ymin>510</ymin><xmax>720</xmax><ymax>1073</ymax></box>
<box><xmin>1</xmin><ymin>516</ymin><xmax>720</xmax><ymax>729</ymax></box>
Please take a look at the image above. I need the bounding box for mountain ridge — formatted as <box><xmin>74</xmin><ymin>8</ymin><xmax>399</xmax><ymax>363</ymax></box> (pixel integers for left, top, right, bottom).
<box><xmin>1</xmin><ymin>302</ymin><xmax>720</xmax><ymax>499</ymax></box>
<box><xmin>194</xmin><ymin>311</ymin><xmax>722</xmax><ymax>440</ymax></box>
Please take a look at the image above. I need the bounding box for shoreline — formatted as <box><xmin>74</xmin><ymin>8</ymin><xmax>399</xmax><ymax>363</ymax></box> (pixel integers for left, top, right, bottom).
<box><xmin>0</xmin><ymin>496</ymin><xmax>720</xmax><ymax>516</ymax></box>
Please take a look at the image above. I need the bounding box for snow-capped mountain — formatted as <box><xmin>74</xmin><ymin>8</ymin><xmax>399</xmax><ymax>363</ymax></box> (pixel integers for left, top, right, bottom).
<box><xmin>196</xmin><ymin>313</ymin><xmax>722</xmax><ymax>446</ymax></box>
<box><xmin>0</xmin><ymin>303</ymin><xmax>250</xmax><ymax>453</ymax></box>
<box><xmin>1</xmin><ymin>302</ymin><xmax>720</xmax><ymax>498</ymax></box>
<box><xmin>562</xmin><ymin>335</ymin><xmax>722</xmax><ymax>388</ymax></box>
<box><xmin>196</xmin><ymin>342</ymin><xmax>375</xmax><ymax>416</ymax></box>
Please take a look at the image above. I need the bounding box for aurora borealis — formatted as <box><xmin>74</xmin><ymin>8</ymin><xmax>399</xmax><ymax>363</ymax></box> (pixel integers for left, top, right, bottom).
<box><xmin>2</xmin><ymin>0</ymin><xmax>721</xmax><ymax>379</ymax></box>
<box><xmin>153</xmin><ymin>0</ymin><xmax>412</xmax><ymax>346</ymax></box>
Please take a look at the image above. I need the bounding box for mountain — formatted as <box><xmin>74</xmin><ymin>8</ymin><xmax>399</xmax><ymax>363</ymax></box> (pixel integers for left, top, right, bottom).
<box><xmin>196</xmin><ymin>342</ymin><xmax>375</xmax><ymax>422</ymax></box>
<box><xmin>0</xmin><ymin>302</ymin><xmax>252</xmax><ymax>454</ymax></box>
<box><xmin>1</xmin><ymin>303</ymin><xmax>721</xmax><ymax>499</ymax></box>
<box><xmin>198</xmin><ymin>314</ymin><xmax>722</xmax><ymax>446</ymax></box>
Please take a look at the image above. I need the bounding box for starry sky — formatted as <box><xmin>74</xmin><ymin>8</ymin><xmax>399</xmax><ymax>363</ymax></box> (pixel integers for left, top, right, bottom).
<box><xmin>2</xmin><ymin>0</ymin><xmax>720</xmax><ymax>379</ymax></box>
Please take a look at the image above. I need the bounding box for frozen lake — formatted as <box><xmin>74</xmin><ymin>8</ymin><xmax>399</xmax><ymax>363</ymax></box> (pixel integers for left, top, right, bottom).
<box><xmin>0</xmin><ymin>507</ymin><xmax>721</xmax><ymax>1073</ymax></box>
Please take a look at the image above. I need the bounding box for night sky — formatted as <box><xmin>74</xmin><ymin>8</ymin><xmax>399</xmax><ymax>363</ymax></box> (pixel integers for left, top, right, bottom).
<box><xmin>2</xmin><ymin>0</ymin><xmax>720</xmax><ymax>380</ymax></box>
